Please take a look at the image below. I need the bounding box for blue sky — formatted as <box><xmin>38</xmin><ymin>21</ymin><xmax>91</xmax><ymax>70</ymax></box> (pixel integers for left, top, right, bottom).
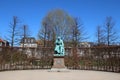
<box><xmin>0</xmin><ymin>0</ymin><xmax>120</xmax><ymax>42</ymax></box>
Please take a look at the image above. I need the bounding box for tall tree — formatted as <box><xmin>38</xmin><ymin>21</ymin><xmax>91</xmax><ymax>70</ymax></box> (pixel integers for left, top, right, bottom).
<box><xmin>7</xmin><ymin>16</ymin><xmax>20</xmax><ymax>47</ymax></box>
<box><xmin>38</xmin><ymin>22</ymin><xmax>51</xmax><ymax>47</ymax></box>
<box><xmin>96</xmin><ymin>25</ymin><xmax>105</xmax><ymax>46</ymax></box>
<box><xmin>104</xmin><ymin>16</ymin><xmax>118</xmax><ymax>46</ymax></box>
<box><xmin>71</xmin><ymin>18</ymin><xmax>87</xmax><ymax>47</ymax></box>
<box><xmin>38</xmin><ymin>9</ymin><xmax>75</xmax><ymax>47</ymax></box>
<box><xmin>20</xmin><ymin>25</ymin><xmax>31</xmax><ymax>47</ymax></box>
<box><xmin>21</xmin><ymin>25</ymin><xmax>31</xmax><ymax>38</ymax></box>
<box><xmin>6</xmin><ymin>16</ymin><xmax>20</xmax><ymax>65</ymax></box>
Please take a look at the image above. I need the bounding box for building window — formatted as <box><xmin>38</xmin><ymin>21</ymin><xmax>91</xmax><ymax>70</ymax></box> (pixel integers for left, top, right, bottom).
<box><xmin>31</xmin><ymin>39</ymin><xmax>33</xmax><ymax>43</ymax></box>
<box><xmin>28</xmin><ymin>39</ymin><xmax>30</xmax><ymax>43</ymax></box>
<box><xmin>24</xmin><ymin>39</ymin><xmax>26</xmax><ymax>43</ymax></box>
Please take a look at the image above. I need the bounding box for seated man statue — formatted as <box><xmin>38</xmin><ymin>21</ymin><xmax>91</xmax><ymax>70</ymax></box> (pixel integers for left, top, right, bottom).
<box><xmin>54</xmin><ymin>37</ymin><xmax>65</xmax><ymax>56</ymax></box>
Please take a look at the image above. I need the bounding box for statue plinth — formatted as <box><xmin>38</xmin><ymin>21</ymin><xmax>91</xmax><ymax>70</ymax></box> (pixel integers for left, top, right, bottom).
<box><xmin>52</xmin><ymin>56</ymin><xmax>66</xmax><ymax>68</ymax></box>
<box><xmin>51</xmin><ymin>56</ymin><xmax>68</xmax><ymax>72</ymax></box>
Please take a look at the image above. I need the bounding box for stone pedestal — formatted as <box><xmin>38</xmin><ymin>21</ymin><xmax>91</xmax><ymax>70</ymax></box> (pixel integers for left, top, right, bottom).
<box><xmin>52</xmin><ymin>56</ymin><xmax>66</xmax><ymax>68</ymax></box>
<box><xmin>51</xmin><ymin>56</ymin><xmax>68</xmax><ymax>72</ymax></box>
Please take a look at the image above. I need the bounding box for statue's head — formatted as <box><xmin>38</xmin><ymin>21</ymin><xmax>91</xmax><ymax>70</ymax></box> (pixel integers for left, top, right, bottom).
<box><xmin>57</xmin><ymin>36</ymin><xmax>61</xmax><ymax>41</ymax></box>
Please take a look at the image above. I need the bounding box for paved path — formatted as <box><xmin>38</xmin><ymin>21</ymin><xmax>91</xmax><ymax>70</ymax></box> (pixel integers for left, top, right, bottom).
<box><xmin>0</xmin><ymin>70</ymin><xmax>120</xmax><ymax>80</ymax></box>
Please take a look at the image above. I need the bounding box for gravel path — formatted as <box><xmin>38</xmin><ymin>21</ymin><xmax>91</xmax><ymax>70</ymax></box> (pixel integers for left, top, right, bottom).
<box><xmin>0</xmin><ymin>70</ymin><xmax>120</xmax><ymax>80</ymax></box>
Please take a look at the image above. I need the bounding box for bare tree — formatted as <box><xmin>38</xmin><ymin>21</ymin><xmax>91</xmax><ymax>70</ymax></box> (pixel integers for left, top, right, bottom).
<box><xmin>104</xmin><ymin>16</ymin><xmax>118</xmax><ymax>46</ymax></box>
<box><xmin>23</xmin><ymin>25</ymin><xmax>27</xmax><ymax>38</ymax></box>
<box><xmin>20</xmin><ymin>25</ymin><xmax>31</xmax><ymax>47</ymax></box>
<box><xmin>21</xmin><ymin>25</ymin><xmax>31</xmax><ymax>38</ymax></box>
<box><xmin>38</xmin><ymin>22</ymin><xmax>51</xmax><ymax>47</ymax></box>
<box><xmin>96</xmin><ymin>25</ymin><xmax>105</xmax><ymax>46</ymax></box>
<box><xmin>5</xmin><ymin>16</ymin><xmax>20</xmax><ymax>66</ymax></box>
<box><xmin>71</xmin><ymin>18</ymin><xmax>87</xmax><ymax>47</ymax></box>
<box><xmin>7</xmin><ymin>16</ymin><xmax>20</xmax><ymax>47</ymax></box>
<box><xmin>38</xmin><ymin>9</ymin><xmax>75</xmax><ymax>47</ymax></box>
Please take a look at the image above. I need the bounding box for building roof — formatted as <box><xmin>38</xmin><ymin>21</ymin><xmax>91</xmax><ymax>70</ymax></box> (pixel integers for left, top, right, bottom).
<box><xmin>0</xmin><ymin>39</ymin><xmax>3</xmax><ymax>42</ymax></box>
<box><xmin>20</xmin><ymin>37</ymin><xmax>36</xmax><ymax>43</ymax></box>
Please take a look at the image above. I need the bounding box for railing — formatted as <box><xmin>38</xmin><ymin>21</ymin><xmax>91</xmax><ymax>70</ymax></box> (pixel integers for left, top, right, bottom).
<box><xmin>0</xmin><ymin>46</ymin><xmax>120</xmax><ymax>72</ymax></box>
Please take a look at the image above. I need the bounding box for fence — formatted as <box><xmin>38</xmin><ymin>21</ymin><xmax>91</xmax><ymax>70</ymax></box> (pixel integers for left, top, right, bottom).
<box><xmin>0</xmin><ymin>46</ymin><xmax>120</xmax><ymax>72</ymax></box>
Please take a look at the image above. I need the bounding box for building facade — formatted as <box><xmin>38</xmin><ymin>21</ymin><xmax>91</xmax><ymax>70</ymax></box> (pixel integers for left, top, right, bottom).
<box><xmin>20</xmin><ymin>37</ymin><xmax>37</xmax><ymax>48</ymax></box>
<box><xmin>0</xmin><ymin>39</ymin><xmax>9</xmax><ymax>47</ymax></box>
<box><xmin>78</xmin><ymin>42</ymin><xmax>94</xmax><ymax>47</ymax></box>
